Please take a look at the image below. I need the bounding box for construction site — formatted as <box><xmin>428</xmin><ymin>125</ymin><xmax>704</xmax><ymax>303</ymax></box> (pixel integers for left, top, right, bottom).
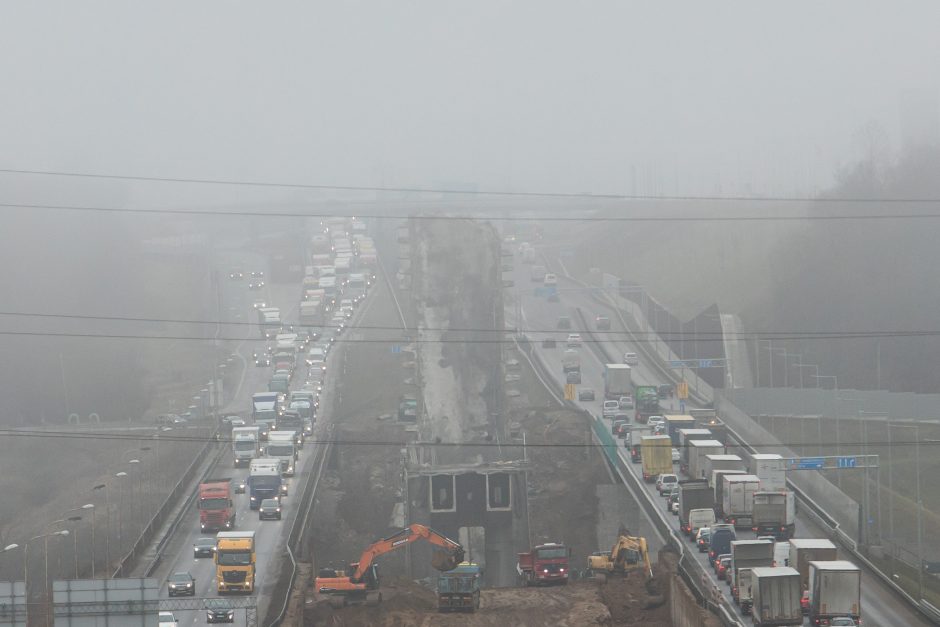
<box><xmin>300</xmin><ymin>219</ymin><xmax>714</xmax><ymax>626</ymax></box>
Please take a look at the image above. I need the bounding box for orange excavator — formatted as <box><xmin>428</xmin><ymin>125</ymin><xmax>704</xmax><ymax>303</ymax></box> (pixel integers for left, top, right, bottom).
<box><xmin>315</xmin><ymin>523</ymin><xmax>464</xmax><ymax>607</ymax></box>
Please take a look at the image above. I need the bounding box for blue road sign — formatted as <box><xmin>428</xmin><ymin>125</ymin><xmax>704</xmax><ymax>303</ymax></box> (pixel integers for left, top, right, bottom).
<box><xmin>838</xmin><ymin>456</ymin><xmax>857</xmax><ymax>468</ymax></box>
<box><xmin>390</xmin><ymin>345</ymin><xmax>401</xmax><ymax>354</ymax></box>
<box><xmin>795</xmin><ymin>458</ymin><xmax>825</xmax><ymax>470</ymax></box>
<box><xmin>669</xmin><ymin>360</ymin><xmax>685</xmax><ymax>368</ymax></box>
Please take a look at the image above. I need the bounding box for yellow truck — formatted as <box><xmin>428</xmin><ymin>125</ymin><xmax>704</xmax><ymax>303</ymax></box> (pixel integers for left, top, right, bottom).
<box><xmin>216</xmin><ymin>531</ymin><xmax>256</xmax><ymax>594</ymax></box>
<box><xmin>641</xmin><ymin>435</ymin><xmax>673</xmax><ymax>482</ymax></box>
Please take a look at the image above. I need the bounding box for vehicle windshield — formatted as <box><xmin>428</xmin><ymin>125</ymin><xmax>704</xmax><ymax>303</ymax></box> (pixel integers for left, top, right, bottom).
<box><xmin>267</xmin><ymin>444</ymin><xmax>293</xmax><ymax>455</ymax></box>
<box><xmin>537</xmin><ymin>547</ymin><xmax>567</xmax><ymax>559</ymax></box>
<box><xmin>168</xmin><ymin>573</ymin><xmax>191</xmax><ymax>582</ymax></box>
<box><xmin>198</xmin><ymin>498</ymin><xmax>229</xmax><ymax>509</ymax></box>
<box><xmin>261</xmin><ymin>500</ymin><xmax>279</xmax><ymax>507</ymax></box>
<box><xmin>250</xmin><ymin>475</ymin><xmax>280</xmax><ymax>488</ymax></box>
<box><xmin>235</xmin><ymin>441</ymin><xmax>255</xmax><ymax>451</ymax></box>
<box><xmin>216</xmin><ymin>551</ymin><xmax>252</xmax><ymax>566</ymax></box>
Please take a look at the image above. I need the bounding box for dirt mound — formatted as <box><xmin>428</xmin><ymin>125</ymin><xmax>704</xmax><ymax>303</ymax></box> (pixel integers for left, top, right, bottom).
<box><xmin>594</xmin><ymin>550</ymin><xmax>675</xmax><ymax>626</ymax></box>
<box><xmin>307</xmin><ymin>578</ymin><xmax>611</xmax><ymax>626</ymax></box>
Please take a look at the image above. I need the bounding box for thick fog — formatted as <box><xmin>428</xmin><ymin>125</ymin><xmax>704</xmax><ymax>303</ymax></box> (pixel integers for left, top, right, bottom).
<box><xmin>1</xmin><ymin>1</ymin><xmax>939</xmax><ymax>197</ymax></box>
<box><xmin>1</xmin><ymin>2</ymin><xmax>940</xmax><ymax>422</ymax></box>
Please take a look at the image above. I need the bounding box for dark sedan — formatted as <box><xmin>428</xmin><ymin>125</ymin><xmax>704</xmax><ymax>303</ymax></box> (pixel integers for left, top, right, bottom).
<box><xmin>205</xmin><ymin>598</ymin><xmax>235</xmax><ymax>623</ymax></box>
<box><xmin>167</xmin><ymin>571</ymin><xmax>195</xmax><ymax>597</ymax></box>
<box><xmin>193</xmin><ymin>537</ymin><xmax>216</xmax><ymax>558</ymax></box>
<box><xmin>259</xmin><ymin>498</ymin><xmax>282</xmax><ymax>520</ymax></box>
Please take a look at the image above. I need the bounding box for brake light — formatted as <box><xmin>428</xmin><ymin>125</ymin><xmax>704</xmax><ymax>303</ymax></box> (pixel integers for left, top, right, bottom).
<box><xmin>752</xmin><ymin>527</ymin><xmax>758</xmax><ymax>532</ymax></box>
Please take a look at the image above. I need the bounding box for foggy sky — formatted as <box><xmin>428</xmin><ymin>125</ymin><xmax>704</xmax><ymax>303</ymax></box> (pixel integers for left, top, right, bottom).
<box><xmin>1</xmin><ymin>1</ymin><xmax>939</xmax><ymax>199</ymax></box>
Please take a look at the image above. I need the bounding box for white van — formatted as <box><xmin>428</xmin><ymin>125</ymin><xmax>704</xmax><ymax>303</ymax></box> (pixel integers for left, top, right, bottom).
<box><xmin>689</xmin><ymin>508</ymin><xmax>717</xmax><ymax>537</ymax></box>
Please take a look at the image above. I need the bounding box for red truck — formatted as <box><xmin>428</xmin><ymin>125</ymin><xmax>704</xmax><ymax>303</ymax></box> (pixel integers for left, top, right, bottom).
<box><xmin>198</xmin><ymin>478</ymin><xmax>235</xmax><ymax>532</ymax></box>
<box><xmin>517</xmin><ymin>542</ymin><xmax>570</xmax><ymax>586</ymax></box>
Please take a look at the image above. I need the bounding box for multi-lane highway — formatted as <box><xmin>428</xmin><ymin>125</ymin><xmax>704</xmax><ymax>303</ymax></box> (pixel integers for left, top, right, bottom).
<box><xmin>507</xmin><ymin>247</ymin><xmax>931</xmax><ymax>627</ymax></box>
<box><xmin>143</xmin><ymin>235</ymin><xmax>379</xmax><ymax>626</ymax></box>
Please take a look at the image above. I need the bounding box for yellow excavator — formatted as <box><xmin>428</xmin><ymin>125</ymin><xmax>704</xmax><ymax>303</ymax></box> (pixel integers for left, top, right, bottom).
<box><xmin>588</xmin><ymin>534</ymin><xmax>653</xmax><ymax>583</ymax></box>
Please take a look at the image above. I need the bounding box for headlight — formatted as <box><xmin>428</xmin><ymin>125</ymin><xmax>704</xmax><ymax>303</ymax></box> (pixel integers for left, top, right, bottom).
<box><xmin>276</xmin><ymin>508</ymin><xmax>281</xmax><ymax>512</ymax></box>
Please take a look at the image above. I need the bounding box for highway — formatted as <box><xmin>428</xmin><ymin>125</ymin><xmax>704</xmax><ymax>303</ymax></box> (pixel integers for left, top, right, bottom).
<box><xmin>507</xmin><ymin>248</ymin><xmax>931</xmax><ymax>627</ymax></box>
<box><xmin>145</xmin><ymin>233</ymin><xmax>379</xmax><ymax>626</ymax></box>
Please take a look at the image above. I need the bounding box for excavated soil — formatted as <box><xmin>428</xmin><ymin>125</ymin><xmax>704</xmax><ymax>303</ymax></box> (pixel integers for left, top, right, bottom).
<box><xmin>306</xmin><ymin>571</ymin><xmax>674</xmax><ymax>627</ymax></box>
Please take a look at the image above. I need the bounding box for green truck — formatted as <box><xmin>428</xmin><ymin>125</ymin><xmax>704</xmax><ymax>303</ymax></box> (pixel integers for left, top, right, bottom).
<box><xmin>634</xmin><ymin>385</ymin><xmax>661</xmax><ymax>424</ymax></box>
<box><xmin>437</xmin><ymin>562</ymin><xmax>481</xmax><ymax>612</ymax></box>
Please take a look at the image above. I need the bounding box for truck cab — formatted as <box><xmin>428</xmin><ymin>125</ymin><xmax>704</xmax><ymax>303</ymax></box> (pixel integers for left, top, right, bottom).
<box><xmin>517</xmin><ymin>542</ymin><xmax>570</xmax><ymax>586</ymax></box>
<box><xmin>265</xmin><ymin>432</ymin><xmax>297</xmax><ymax>477</ymax></box>
<box><xmin>215</xmin><ymin>531</ymin><xmax>256</xmax><ymax>594</ymax></box>
<box><xmin>198</xmin><ymin>478</ymin><xmax>235</xmax><ymax>532</ymax></box>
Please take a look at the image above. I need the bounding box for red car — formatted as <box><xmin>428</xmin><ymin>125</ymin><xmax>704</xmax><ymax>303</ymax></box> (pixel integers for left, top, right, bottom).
<box><xmin>800</xmin><ymin>590</ymin><xmax>810</xmax><ymax>615</ymax></box>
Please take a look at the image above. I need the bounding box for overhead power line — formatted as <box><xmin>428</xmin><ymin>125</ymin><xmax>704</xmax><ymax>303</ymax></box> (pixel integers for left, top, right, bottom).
<box><xmin>4</xmin><ymin>166</ymin><xmax>940</xmax><ymax>206</ymax></box>
<box><xmin>3</xmin><ymin>200</ymin><xmax>940</xmax><ymax>223</ymax></box>
<box><xmin>0</xmin><ymin>308</ymin><xmax>934</xmax><ymax>340</ymax></box>
<box><xmin>0</xmin><ymin>427</ymin><xmax>931</xmax><ymax>450</ymax></box>
<box><xmin>0</xmin><ymin>328</ymin><xmax>936</xmax><ymax>344</ymax></box>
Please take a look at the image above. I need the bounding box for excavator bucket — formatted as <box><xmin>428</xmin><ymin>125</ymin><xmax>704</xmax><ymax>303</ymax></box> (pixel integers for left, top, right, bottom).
<box><xmin>431</xmin><ymin>547</ymin><xmax>465</xmax><ymax>571</ymax></box>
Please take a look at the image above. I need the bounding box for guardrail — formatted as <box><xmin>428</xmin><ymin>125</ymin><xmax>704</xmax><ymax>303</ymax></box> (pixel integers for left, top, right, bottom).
<box><xmin>515</xmin><ymin>328</ymin><xmax>743</xmax><ymax>627</ymax></box>
<box><xmin>265</xmin><ymin>426</ymin><xmax>334</xmax><ymax>626</ymax></box>
<box><xmin>140</xmin><ymin>430</ymin><xmax>228</xmax><ymax>578</ymax></box>
<box><xmin>113</xmin><ymin>425</ymin><xmax>223</xmax><ymax>579</ymax></box>
<box><xmin>566</xmin><ymin>276</ymin><xmax>940</xmax><ymax>624</ymax></box>
<box><xmin>719</xmin><ymin>419</ymin><xmax>940</xmax><ymax>624</ymax></box>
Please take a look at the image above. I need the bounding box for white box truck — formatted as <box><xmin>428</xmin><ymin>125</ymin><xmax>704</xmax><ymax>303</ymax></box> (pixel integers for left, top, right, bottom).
<box><xmin>750</xmin><ymin>566</ymin><xmax>802</xmax><ymax>626</ymax></box>
<box><xmin>749</xmin><ymin>453</ymin><xmax>786</xmax><ymax>491</ymax></box>
<box><xmin>265</xmin><ymin>431</ymin><xmax>297</xmax><ymax>477</ymax></box>
<box><xmin>788</xmin><ymin>539</ymin><xmax>837</xmax><ymax>588</ymax></box>
<box><xmin>731</xmin><ymin>539</ymin><xmax>774</xmax><ymax>615</ymax></box>
<box><xmin>603</xmin><ymin>364</ymin><xmax>633</xmax><ymax>400</ymax></box>
<box><xmin>232</xmin><ymin>426</ymin><xmax>260</xmax><ymax>468</ymax></box>
<box><xmin>721</xmin><ymin>474</ymin><xmax>761</xmax><ymax>527</ymax></box>
<box><xmin>808</xmin><ymin>561</ymin><xmax>861</xmax><ymax>626</ymax></box>
<box><xmin>687</xmin><ymin>439</ymin><xmax>724</xmax><ymax>480</ymax></box>
<box><xmin>752</xmin><ymin>490</ymin><xmax>796</xmax><ymax>539</ymax></box>
<box><xmin>703</xmin><ymin>454</ymin><xmax>744</xmax><ymax>482</ymax></box>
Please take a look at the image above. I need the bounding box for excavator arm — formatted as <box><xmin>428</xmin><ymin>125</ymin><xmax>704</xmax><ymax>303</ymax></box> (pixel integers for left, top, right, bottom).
<box><xmin>350</xmin><ymin>524</ymin><xmax>464</xmax><ymax>582</ymax></box>
<box><xmin>608</xmin><ymin>535</ymin><xmax>654</xmax><ymax>579</ymax></box>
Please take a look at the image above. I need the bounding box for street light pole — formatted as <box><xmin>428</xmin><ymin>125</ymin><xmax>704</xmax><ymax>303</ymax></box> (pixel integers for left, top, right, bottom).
<box><xmin>83</xmin><ymin>504</ymin><xmax>96</xmax><ymax>579</ymax></box>
<box><xmin>889</xmin><ymin>423</ymin><xmax>923</xmax><ymax>598</ymax></box>
<box><xmin>114</xmin><ymin>472</ymin><xmax>128</xmax><ymax>559</ymax></box>
<box><xmin>23</xmin><ymin>533</ymin><xmax>63</xmax><ymax>625</ymax></box>
<box><xmin>91</xmin><ymin>482</ymin><xmax>114</xmax><ymax>575</ymax></box>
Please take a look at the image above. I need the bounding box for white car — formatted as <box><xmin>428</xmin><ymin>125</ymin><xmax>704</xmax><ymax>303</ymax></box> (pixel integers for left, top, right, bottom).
<box><xmin>566</xmin><ymin>333</ymin><xmax>582</xmax><ymax>348</ymax></box>
<box><xmin>647</xmin><ymin>415</ymin><xmax>665</xmax><ymax>427</ymax></box>
<box><xmin>672</xmin><ymin>448</ymin><xmax>681</xmax><ymax>463</ymax></box>
<box><xmin>656</xmin><ymin>473</ymin><xmax>678</xmax><ymax>494</ymax></box>
<box><xmin>623</xmin><ymin>352</ymin><xmax>639</xmax><ymax>366</ymax></box>
<box><xmin>158</xmin><ymin>612</ymin><xmax>179</xmax><ymax>627</ymax></box>
<box><xmin>602</xmin><ymin>400</ymin><xmax>620</xmax><ymax>418</ymax></box>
